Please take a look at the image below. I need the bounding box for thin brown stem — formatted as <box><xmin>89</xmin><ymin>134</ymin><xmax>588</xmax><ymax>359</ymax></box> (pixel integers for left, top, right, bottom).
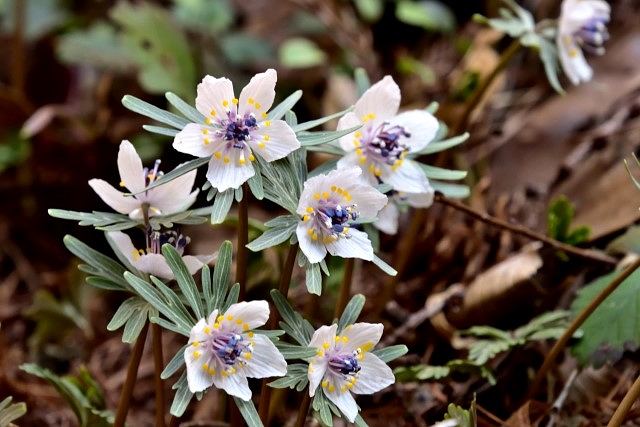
<box><xmin>434</xmin><ymin>194</ymin><xmax>617</xmax><ymax>265</ymax></box>
<box><xmin>152</xmin><ymin>323</ymin><xmax>166</xmax><ymax>427</ymax></box>
<box><xmin>527</xmin><ymin>257</ymin><xmax>640</xmax><ymax>400</ymax></box>
<box><xmin>607</xmin><ymin>371</ymin><xmax>640</xmax><ymax>427</ymax></box>
<box><xmin>11</xmin><ymin>0</ymin><xmax>29</xmax><ymax>111</ymax></box>
<box><xmin>114</xmin><ymin>322</ymin><xmax>149</xmax><ymax>427</ymax></box>
<box><xmin>236</xmin><ymin>184</ymin><xmax>249</xmax><ymax>300</ymax></box>
<box><xmin>293</xmin><ymin>392</ymin><xmax>312</xmax><ymax>427</ymax></box>
<box><xmin>454</xmin><ymin>38</ymin><xmax>522</xmax><ymax>134</ymax></box>
<box><xmin>334</xmin><ymin>258</ymin><xmax>355</xmax><ymax>318</ymax></box>
<box><xmin>258</xmin><ymin>243</ymin><xmax>299</xmax><ymax>425</ymax></box>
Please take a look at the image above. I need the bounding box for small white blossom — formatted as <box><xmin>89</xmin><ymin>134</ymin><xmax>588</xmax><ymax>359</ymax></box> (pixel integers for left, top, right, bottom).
<box><xmin>296</xmin><ymin>167</ymin><xmax>387</xmax><ymax>264</ymax></box>
<box><xmin>108</xmin><ymin>231</ymin><xmax>213</xmax><ymax>280</ymax></box>
<box><xmin>375</xmin><ymin>190</ymin><xmax>434</xmax><ymax>235</ymax></box>
<box><xmin>184</xmin><ymin>301</ymin><xmax>287</xmax><ymax>399</ymax></box>
<box><xmin>336</xmin><ymin>76</ymin><xmax>438</xmax><ymax>194</ymax></box>
<box><xmin>173</xmin><ymin>69</ymin><xmax>301</xmax><ymax>192</ymax></box>
<box><xmin>307</xmin><ymin>323</ymin><xmax>395</xmax><ymax>422</ymax></box>
<box><xmin>557</xmin><ymin>0</ymin><xmax>610</xmax><ymax>85</ymax></box>
<box><xmin>89</xmin><ymin>140</ymin><xmax>198</xmax><ymax>219</ymax></box>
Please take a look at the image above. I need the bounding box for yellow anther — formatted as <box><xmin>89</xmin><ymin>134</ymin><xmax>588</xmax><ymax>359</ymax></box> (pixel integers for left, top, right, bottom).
<box><xmin>247</xmin><ymin>331</ymin><xmax>254</xmax><ymax>338</ymax></box>
<box><xmin>223</xmin><ymin>156</ymin><xmax>230</xmax><ymax>164</ymax></box>
<box><xmin>217</xmin><ymin>315</ymin><xmax>224</xmax><ymax>322</ymax></box>
<box><xmin>203</xmin><ymin>138</ymin><xmax>211</xmax><ymax>145</ymax></box>
<box><xmin>214</xmin><ymin>152</ymin><xmax>222</xmax><ymax>159</ymax></box>
<box><xmin>242</xmin><ymin>323</ymin><xmax>249</xmax><ymax>331</ymax></box>
<box><xmin>119</xmin><ymin>180</ymin><xmax>126</xmax><ymax>187</ymax></box>
<box><xmin>232</xmin><ymin>97</ymin><xmax>238</xmax><ymax>105</ymax></box>
<box><xmin>321</xmin><ymin>191</ymin><xmax>329</xmax><ymax>199</ymax></box>
<box><xmin>205</xmin><ymin>117</ymin><xmax>212</xmax><ymax>125</ymax></box>
<box><xmin>249</xmin><ymin>154</ymin><xmax>255</xmax><ymax>161</ymax></box>
<box><xmin>264</xmin><ymin>121</ymin><xmax>272</xmax><ymax>127</ymax></box>
<box><xmin>361</xmin><ymin>341</ymin><xmax>374</xmax><ymax>352</ymax></box>
<box><xmin>354</xmin><ymin>131</ymin><xmax>363</xmax><ymax>138</ymax></box>
<box><xmin>208</xmin><ymin>367</ymin><xmax>216</xmax><ymax>375</ymax></box>
<box><xmin>328</xmin><ymin>384</ymin><xmax>335</xmax><ymax>392</ymax></box>
<box><xmin>248</xmin><ymin>97</ymin><xmax>255</xmax><ymax>105</ymax></box>
<box><xmin>202</xmin><ymin>363</ymin><xmax>209</xmax><ymax>372</ymax></box>
<box><xmin>201</xmin><ymin>128</ymin><xmax>209</xmax><ymax>135</ymax></box>
<box><xmin>261</xmin><ymin>112</ymin><xmax>268</xmax><ymax>119</ymax></box>
<box><xmin>341</xmin><ymin>385</ymin><xmax>348</xmax><ymax>393</ymax></box>
<box><xmin>321</xmin><ymin>379</ymin><xmax>330</xmax><ymax>388</ymax></box>
<box><xmin>316</xmin><ymin>349</ymin><xmax>325</xmax><ymax>357</ymax></box>
<box><xmin>359</xmin><ymin>156</ymin><xmax>366</xmax><ymax>164</ymax></box>
<box><xmin>322</xmin><ymin>342</ymin><xmax>330</xmax><ymax>349</ymax></box>
<box><xmin>355</xmin><ymin>148</ymin><xmax>363</xmax><ymax>155</ymax></box>
<box><xmin>226</xmin><ymin>314</ymin><xmax>233</xmax><ymax>320</ymax></box>
<box><xmin>307</xmin><ymin>228</ymin><xmax>314</xmax><ymax>236</ymax></box>
<box><xmin>306</xmin><ymin>207</ymin><xmax>314</xmax><ymax>213</ymax></box>
<box><xmin>311</xmin><ymin>232</ymin><xmax>318</xmax><ymax>241</ymax></box>
<box><xmin>204</xmin><ymin>326</ymin><xmax>211</xmax><ymax>334</ymax></box>
<box><xmin>302</xmin><ymin>215</ymin><xmax>310</xmax><ymax>222</ymax></box>
<box><xmin>192</xmin><ymin>341</ymin><xmax>200</xmax><ymax>347</ymax></box>
<box><xmin>193</xmin><ymin>351</ymin><xmax>201</xmax><ymax>360</ymax></box>
<box><xmin>238</xmin><ymin>158</ymin><xmax>246</xmax><ymax>165</ymax></box>
<box><xmin>255</xmin><ymin>102</ymin><xmax>262</xmax><ymax>110</ymax></box>
<box><xmin>331</xmin><ymin>185</ymin><xmax>337</xmax><ymax>192</ymax></box>
<box><xmin>131</xmin><ymin>249</ymin><xmax>140</xmax><ymax>261</ymax></box>
<box><xmin>353</xmin><ymin>139</ymin><xmax>361</xmax><ymax>147</ymax></box>
<box><xmin>263</xmin><ymin>135</ymin><xmax>270</xmax><ymax>141</ymax></box>
<box><xmin>341</xmin><ymin>336</ymin><xmax>349</xmax><ymax>343</ymax></box>
<box><xmin>313</xmin><ymin>193</ymin><xmax>321</xmax><ymax>200</ymax></box>
<box><xmin>236</xmin><ymin>319</ymin><xmax>243</xmax><ymax>325</ymax></box>
<box><xmin>222</xmin><ymin>100</ymin><xmax>229</xmax><ymax>107</ymax></box>
<box><xmin>243</xmin><ymin>353</ymin><xmax>252</xmax><ymax>360</ymax></box>
<box><xmin>258</xmin><ymin>142</ymin><xmax>266</xmax><ymax>148</ymax></box>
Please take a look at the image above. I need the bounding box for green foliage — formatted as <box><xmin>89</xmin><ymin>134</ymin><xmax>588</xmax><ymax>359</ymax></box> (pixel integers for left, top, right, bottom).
<box><xmin>0</xmin><ymin>132</ymin><xmax>31</xmax><ymax>172</ymax></box>
<box><xmin>279</xmin><ymin>38</ymin><xmax>327</xmax><ymax>69</ymax></box>
<box><xmin>353</xmin><ymin>0</ymin><xmax>384</xmax><ymax>22</ymax></box>
<box><xmin>268</xmin><ymin>363</ymin><xmax>309</xmax><ymax>391</ymax></box>
<box><xmin>246</xmin><ymin>215</ymin><xmax>298</xmax><ymax>252</ymax></box>
<box><xmin>49</xmin><ymin>209</ymin><xmax>207</xmax><ymax>232</ymax></box>
<box><xmin>270</xmin><ymin>290</ymin><xmax>315</xmax><ymax>346</ymax></box>
<box><xmin>172</xmin><ymin>0</ymin><xmax>234</xmax><ymax>34</ymax></box>
<box><xmin>396</xmin><ymin>54</ymin><xmax>436</xmax><ymax>85</ymax></box>
<box><xmin>441</xmin><ymin>396</ymin><xmax>477</xmax><ymax>427</ymax></box>
<box><xmin>57</xmin><ymin>22</ymin><xmax>134</xmax><ymax>71</ymax></box>
<box><xmin>0</xmin><ymin>397</ymin><xmax>26</xmax><ymax>427</ymax></box>
<box><xmin>0</xmin><ymin>0</ymin><xmax>68</xmax><ymax>40</ymax></box>
<box><xmin>20</xmin><ymin>364</ymin><xmax>113</xmax><ymax>427</ymax></box>
<box><xmin>571</xmin><ymin>267</ymin><xmax>640</xmax><ymax>367</ymax></box>
<box><xmin>233</xmin><ymin>397</ymin><xmax>263</xmax><ymax>427</ymax></box>
<box><xmin>395</xmin><ymin>359</ymin><xmax>496</xmax><ymax>385</ymax></box>
<box><xmin>547</xmin><ymin>196</ymin><xmax>590</xmax><ymax>245</ymax></box>
<box><xmin>107</xmin><ymin>296</ymin><xmax>158</xmax><ymax>343</ymax></box>
<box><xmin>395</xmin><ymin>1</ymin><xmax>456</xmax><ymax>33</ymax></box>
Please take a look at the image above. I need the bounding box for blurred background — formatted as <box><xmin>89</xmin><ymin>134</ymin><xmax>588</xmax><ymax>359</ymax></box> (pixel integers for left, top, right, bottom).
<box><xmin>1</xmin><ymin>0</ymin><xmax>640</xmax><ymax>425</ymax></box>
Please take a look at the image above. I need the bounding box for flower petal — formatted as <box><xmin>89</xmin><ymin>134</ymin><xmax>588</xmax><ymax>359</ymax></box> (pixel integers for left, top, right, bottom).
<box><xmin>222</xmin><ymin>301</ymin><xmax>270</xmax><ymax>331</ymax></box>
<box><xmin>309</xmin><ymin>324</ymin><xmax>338</xmax><ymax>349</ymax></box>
<box><xmin>341</xmin><ymin>322</ymin><xmax>383</xmax><ymax>353</ymax></box>
<box><xmin>107</xmin><ymin>231</ymin><xmax>138</xmax><ymax>265</ymax></box>
<box><xmin>250</xmin><ymin>120</ymin><xmax>300</xmax><ymax>162</ymax></box>
<box><xmin>196</xmin><ymin>75</ymin><xmax>235</xmax><ymax>120</ymax></box>
<box><xmin>353</xmin><ymin>76</ymin><xmax>400</xmax><ymax>124</ymax></box>
<box><xmin>242</xmin><ymin>334</ymin><xmax>287</xmax><ymax>378</ymax></box>
<box><xmin>325</xmin><ymin>228</ymin><xmax>374</xmax><ymax>261</ymax></box>
<box><xmin>148</xmin><ymin>168</ymin><xmax>199</xmax><ymax>215</ymax></box>
<box><xmin>336</xmin><ymin>112</ymin><xmax>362</xmax><ymax>152</ymax></box>
<box><xmin>325</xmin><ymin>388</ymin><xmax>359</xmax><ymax>422</ymax></box>
<box><xmin>382</xmin><ymin>159</ymin><xmax>430</xmax><ymax>193</ymax></box>
<box><xmin>173</xmin><ymin>123</ymin><xmax>221</xmax><ymax>158</ymax></box>
<box><xmin>88</xmin><ymin>179</ymin><xmax>141</xmax><ymax>215</ymax></box>
<box><xmin>190</xmin><ymin>315</ymin><xmax>217</xmax><ymax>343</ymax></box>
<box><xmin>296</xmin><ymin>221</ymin><xmax>327</xmax><ymax>264</ymax></box>
<box><xmin>239</xmin><ymin>69</ymin><xmax>277</xmax><ymax>117</ymax></box>
<box><xmin>351</xmin><ymin>353</ymin><xmax>394</xmax><ymax>395</ymax></box>
<box><xmin>136</xmin><ymin>254</ymin><xmax>174</xmax><ymax>280</ymax></box>
<box><xmin>375</xmin><ymin>202</ymin><xmax>399</xmax><ymax>235</ymax></box>
<box><xmin>557</xmin><ymin>35</ymin><xmax>593</xmax><ymax>85</ymax></box>
<box><xmin>212</xmin><ymin>371</ymin><xmax>252</xmax><ymax>401</ymax></box>
<box><xmin>182</xmin><ymin>255</ymin><xmax>213</xmax><ymax>276</ymax></box>
<box><xmin>402</xmin><ymin>189</ymin><xmax>434</xmax><ymax>208</ymax></box>
<box><xmin>205</xmin><ymin>155</ymin><xmax>255</xmax><ymax>192</ymax></box>
<box><xmin>185</xmin><ymin>344</ymin><xmax>215</xmax><ymax>393</ymax></box>
<box><xmin>117</xmin><ymin>140</ymin><xmax>145</xmax><ymax>194</ymax></box>
<box><xmin>308</xmin><ymin>324</ymin><xmax>338</xmax><ymax>397</ymax></box>
<box><xmin>336</xmin><ymin>154</ymin><xmax>378</xmax><ymax>187</ymax></box>
<box><xmin>389</xmin><ymin>110</ymin><xmax>439</xmax><ymax>153</ymax></box>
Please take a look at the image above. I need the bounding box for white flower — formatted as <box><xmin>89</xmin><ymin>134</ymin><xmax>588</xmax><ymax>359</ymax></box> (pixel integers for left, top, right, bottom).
<box><xmin>307</xmin><ymin>323</ymin><xmax>395</xmax><ymax>422</ymax></box>
<box><xmin>557</xmin><ymin>0</ymin><xmax>610</xmax><ymax>85</ymax></box>
<box><xmin>108</xmin><ymin>231</ymin><xmax>213</xmax><ymax>280</ymax></box>
<box><xmin>184</xmin><ymin>301</ymin><xmax>287</xmax><ymax>399</ymax></box>
<box><xmin>375</xmin><ymin>190</ymin><xmax>434</xmax><ymax>235</ymax></box>
<box><xmin>295</xmin><ymin>167</ymin><xmax>387</xmax><ymax>264</ymax></box>
<box><xmin>173</xmin><ymin>69</ymin><xmax>301</xmax><ymax>192</ymax></box>
<box><xmin>336</xmin><ymin>76</ymin><xmax>438</xmax><ymax>194</ymax></box>
<box><xmin>89</xmin><ymin>140</ymin><xmax>198</xmax><ymax>220</ymax></box>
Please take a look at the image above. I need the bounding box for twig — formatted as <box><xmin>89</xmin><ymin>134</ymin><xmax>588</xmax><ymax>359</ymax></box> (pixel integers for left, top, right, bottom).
<box><xmin>114</xmin><ymin>322</ymin><xmax>149</xmax><ymax>427</ymax></box>
<box><xmin>334</xmin><ymin>258</ymin><xmax>355</xmax><ymax>318</ymax></box>
<box><xmin>527</xmin><ymin>257</ymin><xmax>640</xmax><ymax>400</ymax></box>
<box><xmin>545</xmin><ymin>369</ymin><xmax>578</xmax><ymax>427</ymax></box>
<box><xmin>293</xmin><ymin>392</ymin><xmax>312</xmax><ymax>427</ymax></box>
<box><xmin>236</xmin><ymin>184</ymin><xmax>249</xmax><ymax>300</ymax></box>
<box><xmin>152</xmin><ymin>323</ymin><xmax>166</xmax><ymax>427</ymax></box>
<box><xmin>608</xmin><ymin>370</ymin><xmax>640</xmax><ymax>427</ymax></box>
<box><xmin>258</xmin><ymin>243</ymin><xmax>299</xmax><ymax>425</ymax></box>
<box><xmin>433</xmin><ymin>193</ymin><xmax>617</xmax><ymax>265</ymax></box>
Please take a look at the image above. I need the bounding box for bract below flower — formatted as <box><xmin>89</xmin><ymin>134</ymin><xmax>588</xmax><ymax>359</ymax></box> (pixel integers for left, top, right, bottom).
<box><xmin>375</xmin><ymin>190</ymin><xmax>434</xmax><ymax>235</ymax></box>
<box><xmin>557</xmin><ymin>0</ymin><xmax>610</xmax><ymax>85</ymax></box>
<box><xmin>173</xmin><ymin>69</ymin><xmax>301</xmax><ymax>192</ymax></box>
<box><xmin>184</xmin><ymin>301</ymin><xmax>287</xmax><ymax>399</ymax></box>
<box><xmin>295</xmin><ymin>167</ymin><xmax>387</xmax><ymax>264</ymax></box>
<box><xmin>336</xmin><ymin>76</ymin><xmax>438</xmax><ymax>194</ymax></box>
<box><xmin>89</xmin><ymin>140</ymin><xmax>198</xmax><ymax>219</ymax></box>
<box><xmin>307</xmin><ymin>323</ymin><xmax>394</xmax><ymax>422</ymax></box>
<box><xmin>108</xmin><ymin>231</ymin><xmax>213</xmax><ymax>280</ymax></box>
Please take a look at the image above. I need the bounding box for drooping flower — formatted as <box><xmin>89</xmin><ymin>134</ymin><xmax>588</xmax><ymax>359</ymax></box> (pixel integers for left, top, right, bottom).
<box><xmin>375</xmin><ymin>190</ymin><xmax>434</xmax><ymax>235</ymax></box>
<box><xmin>184</xmin><ymin>301</ymin><xmax>287</xmax><ymax>399</ymax></box>
<box><xmin>557</xmin><ymin>0</ymin><xmax>610</xmax><ymax>85</ymax></box>
<box><xmin>89</xmin><ymin>140</ymin><xmax>198</xmax><ymax>219</ymax></box>
<box><xmin>295</xmin><ymin>167</ymin><xmax>387</xmax><ymax>264</ymax></box>
<box><xmin>336</xmin><ymin>76</ymin><xmax>438</xmax><ymax>194</ymax></box>
<box><xmin>173</xmin><ymin>69</ymin><xmax>301</xmax><ymax>192</ymax></box>
<box><xmin>307</xmin><ymin>323</ymin><xmax>394</xmax><ymax>422</ymax></box>
<box><xmin>108</xmin><ymin>230</ymin><xmax>213</xmax><ymax>280</ymax></box>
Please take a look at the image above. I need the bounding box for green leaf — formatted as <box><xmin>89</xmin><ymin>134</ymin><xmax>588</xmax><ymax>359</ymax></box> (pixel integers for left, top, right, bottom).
<box><xmin>354</xmin><ymin>68</ymin><xmax>371</xmax><ymax>97</ymax></box>
<box><xmin>63</xmin><ymin>235</ymin><xmax>129</xmax><ymax>290</ymax></box>
<box><xmin>211</xmin><ymin>189</ymin><xmax>234</xmax><ymax>224</ymax></box>
<box><xmin>247</xmin><ymin>221</ymin><xmax>297</xmax><ymax>252</ymax></box>
<box><xmin>337</xmin><ymin>294</ymin><xmax>365</xmax><ymax>331</ymax></box>
<box><xmin>247</xmin><ymin>163</ymin><xmax>265</xmax><ymax>200</ymax></box>
<box><xmin>416</xmin><ymin>132</ymin><xmax>469</xmax><ymax>155</ymax></box>
<box><xmin>298</xmin><ymin>125</ymin><xmax>361</xmax><ymax>147</ymax></box>
<box><xmin>268</xmin><ymin>363</ymin><xmax>309</xmax><ymax>390</ymax></box>
<box><xmin>443</xmin><ymin>399</ymin><xmax>476</xmax><ymax>427</ymax></box>
<box><xmin>431</xmin><ymin>181</ymin><xmax>470</xmax><ymax>199</ymax></box>
<box><xmin>162</xmin><ymin>244</ymin><xmax>204</xmax><ymax>319</ymax></box>
<box><xmin>371</xmin><ymin>254</ymin><xmax>397</xmax><ymax>276</ymax></box>
<box><xmin>305</xmin><ymin>262</ymin><xmax>322</xmax><ymax>295</ymax></box>
<box><xmin>233</xmin><ymin>397</ymin><xmax>263</xmax><ymax>427</ymax></box>
<box><xmin>547</xmin><ymin>195</ymin><xmax>589</xmax><ymax>244</ymax></box>
<box><xmin>57</xmin><ymin>22</ymin><xmax>133</xmax><ymax>71</ymax></box>
<box><xmin>354</xmin><ymin>0</ymin><xmax>383</xmax><ymax>22</ymax></box>
<box><xmin>211</xmin><ymin>241</ymin><xmax>233</xmax><ymax>312</ymax></box>
<box><xmin>49</xmin><ymin>210</ymin><xmax>138</xmax><ymax>231</ymax></box>
<box><xmin>121</xmin><ymin>94</ymin><xmax>190</xmax><ymax>130</ymax></box>
<box><xmin>372</xmin><ymin>345</ymin><xmax>408</xmax><ymax>363</ymax></box>
<box><xmin>161</xmin><ymin>345</ymin><xmax>187</xmax><ymax>380</ymax></box>
<box><xmin>279</xmin><ymin>37</ymin><xmax>327</xmax><ymax>69</ymax></box>
<box><xmin>276</xmin><ymin>343</ymin><xmax>318</xmax><ymax>359</ymax></box>
<box><xmin>131</xmin><ymin>156</ymin><xmax>210</xmax><ymax>195</ymax></box>
<box><xmin>169</xmin><ymin>375</ymin><xmax>193</xmax><ymax>417</ymax></box>
<box><xmin>419</xmin><ymin>164</ymin><xmax>467</xmax><ymax>181</ymax></box>
<box><xmin>165</xmin><ymin>92</ymin><xmax>203</xmax><ymax>123</ymax></box>
<box><xmin>221</xmin><ymin>283</ymin><xmax>241</xmax><ymax>313</ymax></box>
<box><xmin>538</xmin><ymin>37</ymin><xmax>565</xmax><ymax>94</ymax></box>
<box><xmin>172</xmin><ymin>0</ymin><xmax>234</xmax><ymax>34</ymax></box>
<box><xmin>0</xmin><ymin>397</ymin><xmax>26</xmax><ymax>427</ymax></box>
<box><xmin>395</xmin><ymin>0</ymin><xmax>456</xmax><ymax>33</ymax></box>
<box><xmin>271</xmin><ymin>290</ymin><xmax>312</xmax><ymax>346</ymax></box>
<box><xmin>292</xmin><ymin>108</ymin><xmax>352</xmax><ymax>132</ymax></box>
<box><xmin>268</xmin><ymin>90</ymin><xmax>303</xmax><ymax>121</ymax></box>
<box><xmin>142</xmin><ymin>125</ymin><xmax>178</xmax><ymax>137</ymax></box>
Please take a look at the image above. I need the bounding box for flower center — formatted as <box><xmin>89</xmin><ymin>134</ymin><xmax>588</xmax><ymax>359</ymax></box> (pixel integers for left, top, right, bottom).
<box><xmin>319</xmin><ymin>203</ymin><xmax>358</xmax><ymax>234</ymax></box>
<box><xmin>147</xmin><ymin>230</ymin><xmax>190</xmax><ymax>255</ymax></box>
<box><xmin>218</xmin><ymin>112</ymin><xmax>259</xmax><ymax>150</ymax></box>
<box><xmin>329</xmin><ymin>351</ymin><xmax>361</xmax><ymax>376</ymax></box>
<box><xmin>573</xmin><ymin>17</ymin><xmax>609</xmax><ymax>55</ymax></box>
<box><xmin>144</xmin><ymin>159</ymin><xmax>163</xmax><ymax>186</ymax></box>
<box><xmin>367</xmin><ymin>124</ymin><xmax>411</xmax><ymax>165</ymax></box>
<box><xmin>210</xmin><ymin>332</ymin><xmax>252</xmax><ymax>366</ymax></box>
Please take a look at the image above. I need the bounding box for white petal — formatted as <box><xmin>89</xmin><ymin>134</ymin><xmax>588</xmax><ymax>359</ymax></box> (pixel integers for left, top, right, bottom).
<box><xmin>557</xmin><ymin>35</ymin><xmax>592</xmax><ymax>85</ymax></box>
<box><xmin>250</xmin><ymin>120</ymin><xmax>300</xmax><ymax>162</ymax></box>
<box><xmin>325</xmin><ymin>228</ymin><xmax>374</xmax><ymax>261</ymax></box>
<box><xmin>336</xmin><ymin>154</ymin><xmax>378</xmax><ymax>188</ymax></box>
<box><xmin>222</xmin><ymin>301</ymin><xmax>270</xmax><ymax>331</ymax></box>
<box><xmin>336</xmin><ymin>112</ymin><xmax>362</xmax><ymax>152</ymax></box>
<box><xmin>182</xmin><ymin>255</ymin><xmax>213</xmax><ymax>275</ymax></box>
<box><xmin>205</xmin><ymin>156</ymin><xmax>255</xmax><ymax>192</ymax></box>
<box><xmin>308</xmin><ymin>324</ymin><xmax>338</xmax><ymax>397</ymax></box>
<box><xmin>212</xmin><ymin>371</ymin><xmax>252</xmax><ymax>401</ymax></box>
<box><xmin>239</xmin><ymin>69</ymin><xmax>277</xmax><ymax>117</ymax></box>
<box><xmin>403</xmin><ymin>189</ymin><xmax>434</xmax><ymax>208</ymax></box>
<box><xmin>196</xmin><ymin>75</ymin><xmax>235</xmax><ymax>120</ymax></box>
<box><xmin>117</xmin><ymin>140</ymin><xmax>145</xmax><ymax>193</ymax></box>
<box><xmin>351</xmin><ymin>353</ymin><xmax>394</xmax><ymax>395</ymax></box>
<box><xmin>185</xmin><ymin>345</ymin><xmax>215</xmax><ymax>393</ymax></box>
<box><xmin>325</xmin><ymin>388</ymin><xmax>359</xmax><ymax>422</ymax></box>
<box><xmin>242</xmin><ymin>334</ymin><xmax>287</xmax><ymax>378</ymax></box>
<box><xmin>148</xmin><ymin>168</ymin><xmax>199</xmax><ymax>215</ymax></box>
<box><xmin>375</xmin><ymin>202</ymin><xmax>399</xmax><ymax>235</ymax></box>
<box><xmin>296</xmin><ymin>222</ymin><xmax>327</xmax><ymax>264</ymax></box>
<box><xmin>136</xmin><ymin>254</ymin><xmax>174</xmax><ymax>280</ymax></box>
<box><xmin>353</xmin><ymin>76</ymin><xmax>400</xmax><ymax>124</ymax></box>
<box><xmin>309</xmin><ymin>324</ymin><xmax>338</xmax><ymax>349</ymax></box>
<box><xmin>88</xmin><ymin>179</ymin><xmax>141</xmax><ymax>215</ymax></box>
<box><xmin>173</xmin><ymin>123</ymin><xmax>221</xmax><ymax>158</ymax></box>
<box><xmin>389</xmin><ymin>110</ymin><xmax>439</xmax><ymax>153</ymax></box>
<box><xmin>341</xmin><ymin>323</ymin><xmax>383</xmax><ymax>353</ymax></box>
<box><xmin>382</xmin><ymin>159</ymin><xmax>430</xmax><ymax>193</ymax></box>
<box><xmin>308</xmin><ymin>359</ymin><xmax>329</xmax><ymax>397</ymax></box>
<box><xmin>107</xmin><ymin>231</ymin><xmax>138</xmax><ymax>265</ymax></box>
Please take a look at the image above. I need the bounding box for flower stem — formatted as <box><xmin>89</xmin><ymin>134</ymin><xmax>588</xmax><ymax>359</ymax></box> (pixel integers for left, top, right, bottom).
<box><xmin>527</xmin><ymin>257</ymin><xmax>640</xmax><ymax>400</ymax></box>
<box><xmin>607</xmin><ymin>372</ymin><xmax>640</xmax><ymax>427</ymax></box>
<box><xmin>293</xmin><ymin>392</ymin><xmax>312</xmax><ymax>427</ymax></box>
<box><xmin>236</xmin><ymin>183</ymin><xmax>250</xmax><ymax>300</ymax></box>
<box><xmin>114</xmin><ymin>322</ymin><xmax>149</xmax><ymax>427</ymax></box>
<box><xmin>433</xmin><ymin>194</ymin><xmax>617</xmax><ymax>265</ymax></box>
<box><xmin>335</xmin><ymin>258</ymin><xmax>355</xmax><ymax>318</ymax></box>
<box><xmin>454</xmin><ymin>38</ymin><xmax>522</xmax><ymax>134</ymax></box>
<box><xmin>151</xmin><ymin>323</ymin><xmax>166</xmax><ymax>427</ymax></box>
<box><xmin>258</xmin><ymin>243</ymin><xmax>299</xmax><ymax>425</ymax></box>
